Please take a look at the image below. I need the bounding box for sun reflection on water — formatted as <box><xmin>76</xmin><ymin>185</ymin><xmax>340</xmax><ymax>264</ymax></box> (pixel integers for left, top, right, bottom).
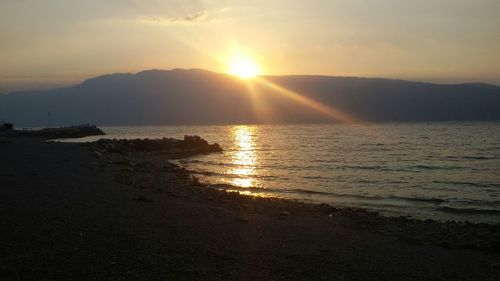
<box><xmin>227</xmin><ymin>126</ymin><xmax>260</xmax><ymax>188</ymax></box>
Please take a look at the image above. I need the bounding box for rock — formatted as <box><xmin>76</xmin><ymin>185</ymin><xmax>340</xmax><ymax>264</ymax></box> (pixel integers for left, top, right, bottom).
<box><xmin>93</xmin><ymin>151</ymin><xmax>103</xmax><ymax>159</ymax></box>
<box><xmin>279</xmin><ymin>211</ymin><xmax>290</xmax><ymax>219</ymax></box>
<box><xmin>87</xmin><ymin>135</ymin><xmax>222</xmax><ymax>155</ymax></box>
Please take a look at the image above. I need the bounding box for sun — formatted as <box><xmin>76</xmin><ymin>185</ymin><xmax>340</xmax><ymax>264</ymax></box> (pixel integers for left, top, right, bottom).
<box><xmin>227</xmin><ymin>54</ymin><xmax>261</xmax><ymax>79</ymax></box>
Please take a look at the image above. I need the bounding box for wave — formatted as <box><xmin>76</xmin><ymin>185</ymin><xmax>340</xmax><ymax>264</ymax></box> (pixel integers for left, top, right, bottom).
<box><xmin>437</xmin><ymin>206</ymin><xmax>500</xmax><ymax>215</ymax></box>
<box><xmin>211</xmin><ymin>184</ymin><xmax>281</xmax><ymax>195</ymax></box>
<box><xmin>360</xmin><ymin>143</ymin><xmax>386</xmax><ymax>146</ymax></box>
<box><xmin>190</xmin><ymin>169</ymin><xmax>277</xmax><ymax>180</ymax></box>
<box><xmin>410</xmin><ymin>165</ymin><xmax>463</xmax><ymax>170</ymax></box>
<box><xmin>206</xmin><ymin>183</ymin><xmax>454</xmax><ymax>207</ymax></box>
<box><xmin>181</xmin><ymin>159</ymin><xmax>240</xmax><ymax>167</ymax></box>
<box><xmin>288</xmin><ymin>189</ymin><xmax>448</xmax><ymax>205</ymax></box>
<box><xmin>390</xmin><ymin>196</ymin><xmax>446</xmax><ymax>204</ymax></box>
<box><xmin>432</xmin><ymin>181</ymin><xmax>500</xmax><ymax>188</ymax></box>
<box><xmin>342</xmin><ymin>165</ymin><xmax>385</xmax><ymax>170</ymax></box>
<box><xmin>462</xmin><ymin>156</ymin><xmax>493</xmax><ymax>160</ymax></box>
<box><xmin>301</xmin><ymin>175</ymin><xmax>331</xmax><ymax>180</ymax></box>
<box><xmin>445</xmin><ymin>155</ymin><xmax>494</xmax><ymax>160</ymax></box>
<box><xmin>178</xmin><ymin>159</ymin><xmax>203</xmax><ymax>164</ymax></box>
<box><xmin>207</xmin><ymin>181</ymin><xmax>500</xmax><ymax>218</ymax></box>
<box><xmin>337</xmin><ymin>165</ymin><xmax>455</xmax><ymax>173</ymax></box>
<box><xmin>290</xmin><ymin>189</ymin><xmax>333</xmax><ymax>196</ymax></box>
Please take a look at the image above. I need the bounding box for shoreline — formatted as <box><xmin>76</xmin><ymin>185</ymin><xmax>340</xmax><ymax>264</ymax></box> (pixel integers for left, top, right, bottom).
<box><xmin>146</xmin><ymin>164</ymin><xmax>500</xmax><ymax>254</ymax></box>
<box><xmin>180</xmin><ymin>176</ymin><xmax>500</xmax><ymax>225</ymax></box>
<box><xmin>175</xmin><ymin>148</ymin><xmax>500</xmax><ymax>225</ymax></box>
<box><xmin>85</xmin><ymin>137</ymin><xmax>500</xmax><ymax>253</ymax></box>
<box><xmin>1</xmin><ymin>136</ymin><xmax>500</xmax><ymax>280</ymax></box>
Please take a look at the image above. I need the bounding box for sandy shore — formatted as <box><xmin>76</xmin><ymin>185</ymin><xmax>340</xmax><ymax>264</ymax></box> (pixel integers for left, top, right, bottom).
<box><xmin>1</xmin><ymin>136</ymin><xmax>499</xmax><ymax>280</ymax></box>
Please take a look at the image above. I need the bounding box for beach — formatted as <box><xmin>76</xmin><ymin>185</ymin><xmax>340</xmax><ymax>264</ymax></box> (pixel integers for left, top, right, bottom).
<box><xmin>1</xmin><ymin>136</ymin><xmax>499</xmax><ymax>280</ymax></box>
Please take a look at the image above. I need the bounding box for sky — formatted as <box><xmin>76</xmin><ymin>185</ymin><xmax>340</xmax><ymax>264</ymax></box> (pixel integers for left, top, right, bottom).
<box><xmin>1</xmin><ymin>0</ymin><xmax>500</xmax><ymax>92</ymax></box>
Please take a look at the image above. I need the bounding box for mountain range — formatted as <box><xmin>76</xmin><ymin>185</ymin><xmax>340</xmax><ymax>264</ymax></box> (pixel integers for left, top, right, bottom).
<box><xmin>1</xmin><ymin>69</ymin><xmax>499</xmax><ymax>127</ymax></box>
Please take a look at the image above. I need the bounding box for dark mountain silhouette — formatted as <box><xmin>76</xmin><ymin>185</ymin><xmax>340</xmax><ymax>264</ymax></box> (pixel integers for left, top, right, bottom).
<box><xmin>1</xmin><ymin>69</ymin><xmax>499</xmax><ymax>126</ymax></box>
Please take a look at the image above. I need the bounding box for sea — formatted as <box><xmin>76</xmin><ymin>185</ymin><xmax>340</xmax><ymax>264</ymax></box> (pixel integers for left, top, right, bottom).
<box><xmin>67</xmin><ymin>122</ymin><xmax>500</xmax><ymax>223</ymax></box>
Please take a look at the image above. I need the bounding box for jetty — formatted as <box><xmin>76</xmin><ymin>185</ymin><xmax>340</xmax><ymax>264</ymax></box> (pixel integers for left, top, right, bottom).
<box><xmin>1</xmin><ymin>124</ymin><xmax>105</xmax><ymax>139</ymax></box>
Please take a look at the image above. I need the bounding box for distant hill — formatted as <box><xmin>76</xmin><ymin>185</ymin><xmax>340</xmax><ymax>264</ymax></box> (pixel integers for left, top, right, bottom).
<box><xmin>1</xmin><ymin>69</ymin><xmax>499</xmax><ymax>126</ymax></box>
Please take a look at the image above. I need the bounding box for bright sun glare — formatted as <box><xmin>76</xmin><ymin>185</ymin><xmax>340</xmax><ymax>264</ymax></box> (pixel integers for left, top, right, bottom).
<box><xmin>227</xmin><ymin>54</ymin><xmax>261</xmax><ymax>79</ymax></box>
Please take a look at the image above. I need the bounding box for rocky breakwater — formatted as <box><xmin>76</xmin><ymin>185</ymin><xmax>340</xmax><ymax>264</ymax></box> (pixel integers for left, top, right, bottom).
<box><xmin>87</xmin><ymin>135</ymin><xmax>222</xmax><ymax>159</ymax></box>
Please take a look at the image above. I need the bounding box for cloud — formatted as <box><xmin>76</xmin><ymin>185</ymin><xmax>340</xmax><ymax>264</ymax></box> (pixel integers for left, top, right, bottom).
<box><xmin>0</xmin><ymin>0</ymin><xmax>216</xmax><ymax>27</ymax></box>
<box><xmin>183</xmin><ymin>10</ymin><xmax>207</xmax><ymax>22</ymax></box>
<box><xmin>146</xmin><ymin>10</ymin><xmax>208</xmax><ymax>24</ymax></box>
<box><xmin>123</xmin><ymin>0</ymin><xmax>215</xmax><ymax>24</ymax></box>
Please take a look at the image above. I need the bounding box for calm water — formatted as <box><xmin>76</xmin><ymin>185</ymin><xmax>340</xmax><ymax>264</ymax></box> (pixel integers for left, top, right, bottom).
<box><xmin>70</xmin><ymin>123</ymin><xmax>500</xmax><ymax>223</ymax></box>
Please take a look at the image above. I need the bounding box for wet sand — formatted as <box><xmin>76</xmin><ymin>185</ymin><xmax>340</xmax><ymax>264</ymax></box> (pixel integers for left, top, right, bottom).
<box><xmin>1</xmin><ymin>137</ymin><xmax>499</xmax><ymax>280</ymax></box>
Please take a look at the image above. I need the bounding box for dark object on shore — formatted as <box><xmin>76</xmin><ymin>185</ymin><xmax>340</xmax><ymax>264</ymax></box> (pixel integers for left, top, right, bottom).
<box><xmin>0</xmin><ymin>122</ymin><xmax>14</xmax><ymax>132</ymax></box>
<box><xmin>87</xmin><ymin>135</ymin><xmax>222</xmax><ymax>158</ymax></box>
<box><xmin>5</xmin><ymin>125</ymin><xmax>105</xmax><ymax>139</ymax></box>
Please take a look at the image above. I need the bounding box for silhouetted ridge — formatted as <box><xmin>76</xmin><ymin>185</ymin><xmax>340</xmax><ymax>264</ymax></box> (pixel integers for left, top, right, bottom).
<box><xmin>1</xmin><ymin>69</ymin><xmax>499</xmax><ymax>126</ymax></box>
<box><xmin>80</xmin><ymin>73</ymin><xmax>135</xmax><ymax>88</ymax></box>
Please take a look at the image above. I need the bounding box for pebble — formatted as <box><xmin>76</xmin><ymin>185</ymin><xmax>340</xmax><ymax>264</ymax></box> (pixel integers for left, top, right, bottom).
<box><xmin>279</xmin><ymin>211</ymin><xmax>290</xmax><ymax>219</ymax></box>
